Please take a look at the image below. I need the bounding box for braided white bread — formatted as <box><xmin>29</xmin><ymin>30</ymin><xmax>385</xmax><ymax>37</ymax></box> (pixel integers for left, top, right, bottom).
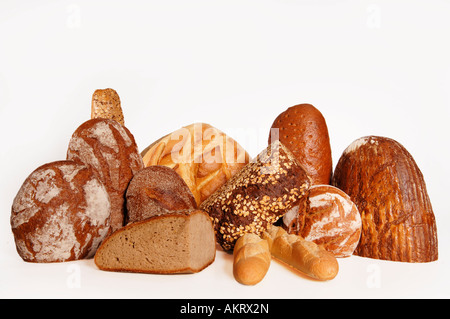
<box><xmin>141</xmin><ymin>123</ymin><xmax>250</xmax><ymax>205</ymax></box>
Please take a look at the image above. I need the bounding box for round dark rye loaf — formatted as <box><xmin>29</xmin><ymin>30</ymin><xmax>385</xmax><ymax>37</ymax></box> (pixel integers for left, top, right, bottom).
<box><xmin>11</xmin><ymin>160</ymin><xmax>111</xmax><ymax>262</ymax></box>
<box><xmin>67</xmin><ymin>118</ymin><xmax>144</xmax><ymax>231</ymax></box>
<box><xmin>332</xmin><ymin>136</ymin><xmax>438</xmax><ymax>262</ymax></box>
<box><xmin>126</xmin><ymin>165</ymin><xmax>197</xmax><ymax>224</ymax></box>
<box><xmin>200</xmin><ymin>141</ymin><xmax>311</xmax><ymax>251</ymax></box>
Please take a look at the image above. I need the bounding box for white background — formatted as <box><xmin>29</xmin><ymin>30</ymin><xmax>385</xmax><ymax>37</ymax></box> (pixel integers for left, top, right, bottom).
<box><xmin>1</xmin><ymin>0</ymin><xmax>449</xmax><ymax>299</ymax></box>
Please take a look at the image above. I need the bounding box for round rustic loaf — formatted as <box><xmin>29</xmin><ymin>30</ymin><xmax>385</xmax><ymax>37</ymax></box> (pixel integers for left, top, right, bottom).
<box><xmin>283</xmin><ymin>185</ymin><xmax>362</xmax><ymax>257</ymax></box>
<box><xmin>269</xmin><ymin>103</ymin><xmax>332</xmax><ymax>185</ymax></box>
<box><xmin>67</xmin><ymin>118</ymin><xmax>144</xmax><ymax>231</ymax></box>
<box><xmin>125</xmin><ymin>165</ymin><xmax>197</xmax><ymax>224</ymax></box>
<box><xmin>332</xmin><ymin>136</ymin><xmax>438</xmax><ymax>262</ymax></box>
<box><xmin>11</xmin><ymin>160</ymin><xmax>111</xmax><ymax>263</ymax></box>
<box><xmin>141</xmin><ymin>123</ymin><xmax>250</xmax><ymax>206</ymax></box>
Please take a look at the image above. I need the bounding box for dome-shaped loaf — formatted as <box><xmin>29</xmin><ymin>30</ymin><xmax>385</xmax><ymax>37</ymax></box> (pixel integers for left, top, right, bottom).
<box><xmin>125</xmin><ymin>165</ymin><xmax>197</xmax><ymax>224</ymax></box>
<box><xmin>67</xmin><ymin>118</ymin><xmax>144</xmax><ymax>231</ymax></box>
<box><xmin>11</xmin><ymin>160</ymin><xmax>111</xmax><ymax>263</ymax></box>
<box><xmin>141</xmin><ymin>123</ymin><xmax>250</xmax><ymax>206</ymax></box>
<box><xmin>332</xmin><ymin>136</ymin><xmax>438</xmax><ymax>262</ymax></box>
<box><xmin>269</xmin><ymin>104</ymin><xmax>332</xmax><ymax>185</ymax></box>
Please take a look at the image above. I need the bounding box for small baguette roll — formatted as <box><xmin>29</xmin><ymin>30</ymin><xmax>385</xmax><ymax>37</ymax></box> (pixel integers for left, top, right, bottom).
<box><xmin>263</xmin><ymin>226</ymin><xmax>338</xmax><ymax>281</ymax></box>
<box><xmin>233</xmin><ymin>233</ymin><xmax>271</xmax><ymax>285</ymax></box>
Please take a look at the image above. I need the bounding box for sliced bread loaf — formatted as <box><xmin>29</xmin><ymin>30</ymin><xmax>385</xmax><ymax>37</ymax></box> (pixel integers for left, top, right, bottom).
<box><xmin>94</xmin><ymin>209</ymin><xmax>216</xmax><ymax>274</ymax></box>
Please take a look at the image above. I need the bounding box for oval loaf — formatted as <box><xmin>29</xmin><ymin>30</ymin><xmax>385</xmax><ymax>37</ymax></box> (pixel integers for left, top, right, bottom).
<box><xmin>67</xmin><ymin>118</ymin><xmax>144</xmax><ymax>231</ymax></box>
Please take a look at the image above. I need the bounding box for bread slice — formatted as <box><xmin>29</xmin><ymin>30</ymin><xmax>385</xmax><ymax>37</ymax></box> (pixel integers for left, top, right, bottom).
<box><xmin>94</xmin><ymin>209</ymin><xmax>216</xmax><ymax>273</ymax></box>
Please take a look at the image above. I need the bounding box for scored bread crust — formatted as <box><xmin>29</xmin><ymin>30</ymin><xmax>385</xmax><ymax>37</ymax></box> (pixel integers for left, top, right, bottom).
<box><xmin>141</xmin><ymin>123</ymin><xmax>250</xmax><ymax>206</ymax></box>
<box><xmin>11</xmin><ymin>160</ymin><xmax>111</xmax><ymax>263</ymax></box>
<box><xmin>94</xmin><ymin>209</ymin><xmax>216</xmax><ymax>274</ymax></box>
<box><xmin>332</xmin><ymin>136</ymin><xmax>438</xmax><ymax>262</ymax></box>
<box><xmin>67</xmin><ymin>118</ymin><xmax>144</xmax><ymax>232</ymax></box>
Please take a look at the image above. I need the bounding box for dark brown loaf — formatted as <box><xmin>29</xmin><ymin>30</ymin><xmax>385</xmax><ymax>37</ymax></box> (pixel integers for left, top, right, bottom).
<box><xmin>200</xmin><ymin>141</ymin><xmax>311</xmax><ymax>251</ymax></box>
<box><xmin>332</xmin><ymin>136</ymin><xmax>438</xmax><ymax>262</ymax></box>
<box><xmin>94</xmin><ymin>209</ymin><xmax>216</xmax><ymax>274</ymax></box>
<box><xmin>125</xmin><ymin>165</ymin><xmax>197</xmax><ymax>224</ymax></box>
<box><xmin>11</xmin><ymin>160</ymin><xmax>111</xmax><ymax>263</ymax></box>
<box><xmin>269</xmin><ymin>103</ymin><xmax>332</xmax><ymax>185</ymax></box>
<box><xmin>67</xmin><ymin>118</ymin><xmax>144</xmax><ymax>232</ymax></box>
<box><xmin>283</xmin><ymin>185</ymin><xmax>362</xmax><ymax>257</ymax></box>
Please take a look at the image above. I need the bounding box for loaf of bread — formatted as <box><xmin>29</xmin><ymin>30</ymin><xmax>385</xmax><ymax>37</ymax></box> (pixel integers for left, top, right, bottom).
<box><xmin>91</xmin><ymin>88</ymin><xmax>124</xmax><ymax>125</ymax></box>
<box><xmin>67</xmin><ymin>118</ymin><xmax>144</xmax><ymax>231</ymax></box>
<box><xmin>11</xmin><ymin>160</ymin><xmax>111</xmax><ymax>263</ymax></box>
<box><xmin>233</xmin><ymin>233</ymin><xmax>271</xmax><ymax>285</ymax></box>
<box><xmin>269</xmin><ymin>103</ymin><xmax>332</xmax><ymax>185</ymax></box>
<box><xmin>263</xmin><ymin>226</ymin><xmax>339</xmax><ymax>281</ymax></box>
<box><xmin>125</xmin><ymin>165</ymin><xmax>197</xmax><ymax>224</ymax></box>
<box><xmin>200</xmin><ymin>140</ymin><xmax>311</xmax><ymax>251</ymax></box>
<box><xmin>141</xmin><ymin>123</ymin><xmax>250</xmax><ymax>205</ymax></box>
<box><xmin>94</xmin><ymin>209</ymin><xmax>216</xmax><ymax>274</ymax></box>
<box><xmin>283</xmin><ymin>185</ymin><xmax>362</xmax><ymax>257</ymax></box>
<box><xmin>332</xmin><ymin>136</ymin><xmax>438</xmax><ymax>262</ymax></box>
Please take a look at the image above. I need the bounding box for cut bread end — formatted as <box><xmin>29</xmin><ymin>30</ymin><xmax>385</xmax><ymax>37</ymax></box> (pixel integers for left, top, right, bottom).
<box><xmin>94</xmin><ymin>210</ymin><xmax>216</xmax><ymax>274</ymax></box>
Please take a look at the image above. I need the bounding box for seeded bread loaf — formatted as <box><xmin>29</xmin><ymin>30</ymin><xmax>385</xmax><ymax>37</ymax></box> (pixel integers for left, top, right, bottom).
<box><xmin>11</xmin><ymin>160</ymin><xmax>111</xmax><ymax>263</ymax></box>
<box><xmin>94</xmin><ymin>209</ymin><xmax>216</xmax><ymax>274</ymax></box>
<box><xmin>200</xmin><ymin>141</ymin><xmax>311</xmax><ymax>251</ymax></box>
<box><xmin>91</xmin><ymin>88</ymin><xmax>124</xmax><ymax>125</ymax></box>
<box><xmin>125</xmin><ymin>165</ymin><xmax>197</xmax><ymax>224</ymax></box>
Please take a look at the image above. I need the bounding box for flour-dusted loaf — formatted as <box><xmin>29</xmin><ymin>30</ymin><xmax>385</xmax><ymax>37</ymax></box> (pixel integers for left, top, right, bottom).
<box><xmin>11</xmin><ymin>160</ymin><xmax>111</xmax><ymax>263</ymax></box>
<box><xmin>141</xmin><ymin>123</ymin><xmax>250</xmax><ymax>205</ymax></box>
<box><xmin>94</xmin><ymin>209</ymin><xmax>216</xmax><ymax>274</ymax></box>
<box><xmin>67</xmin><ymin>118</ymin><xmax>144</xmax><ymax>231</ymax></box>
<box><xmin>269</xmin><ymin>104</ymin><xmax>332</xmax><ymax>185</ymax></box>
<box><xmin>125</xmin><ymin>165</ymin><xmax>197</xmax><ymax>224</ymax></box>
<box><xmin>332</xmin><ymin>136</ymin><xmax>438</xmax><ymax>262</ymax></box>
<box><xmin>283</xmin><ymin>185</ymin><xmax>361</xmax><ymax>257</ymax></box>
<box><xmin>200</xmin><ymin>141</ymin><xmax>311</xmax><ymax>251</ymax></box>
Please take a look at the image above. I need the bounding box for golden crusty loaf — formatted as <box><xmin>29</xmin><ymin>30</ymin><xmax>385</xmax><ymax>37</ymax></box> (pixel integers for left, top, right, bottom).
<box><xmin>125</xmin><ymin>165</ymin><xmax>197</xmax><ymax>224</ymax></box>
<box><xmin>283</xmin><ymin>184</ymin><xmax>362</xmax><ymax>257</ymax></box>
<box><xmin>141</xmin><ymin>123</ymin><xmax>250</xmax><ymax>206</ymax></box>
<box><xmin>332</xmin><ymin>136</ymin><xmax>438</xmax><ymax>262</ymax></box>
<box><xmin>269</xmin><ymin>103</ymin><xmax>332</xmax><ymax>185</ymax></box>
<box><xmin>67</xmin><ymin>118</ymin><xmax>144</xmax><ymax>232</ymax></box>
<box><xmin>91</xmin><ymin>88</ymin><xmax>124</xmax><ymax>125</ymax></box>
<box><xmin>263</xmin><ymin>226</ymin><xmax>339</xmax><ymax>281</ymax></box>
<box><xmin>11</xmin><ymin>160</ymin><xmax>111</xmax><ymax>263</ymax></box>
<box><xmin>94</xmin><ymin>209</ymin><xmax>216</xmax><ymax>274</ymax></box>
<box><xmin>233</xmin><ymin>233</ymin><xmax>271</xmax><ymax>285</ymax></box>
<box><xmin>200</xmin><ymin>141</ymin><xmax>311</xmax><ymax>251</ymax></box>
